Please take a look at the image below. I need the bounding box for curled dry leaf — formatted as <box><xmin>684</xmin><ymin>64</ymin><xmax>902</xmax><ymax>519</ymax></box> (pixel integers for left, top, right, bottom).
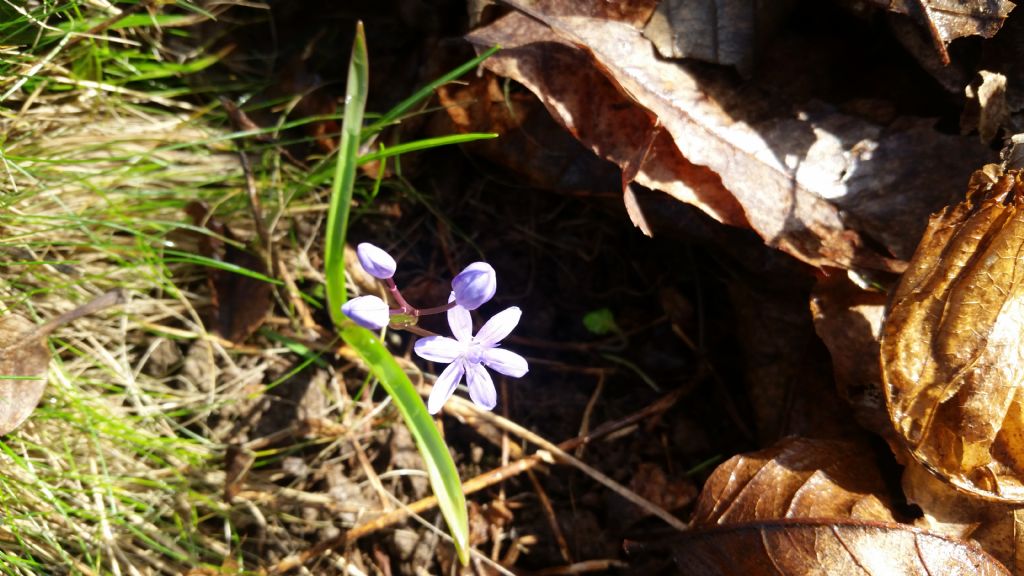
<box><xmin>882</xmin><ymin>164</ymin><xmax>1024</xmax><ymax>502</ymax></box>
<box><xmin>666</xmin><ymin>519</ymin><xmax>1010</xmax><ymax>575</ymax></box>
<box><xmin>643</xmin><ymin>0</ymin><xmax>797</xmax><ymax>74</ymax></box>
<box><xmin>469</xmin><ymin>8</ymin><xmax>993</xmax><ymax>270</ymax></box>
<box><xmin>810</xmin><ymin>273</ymin><xmax>895</xmax><ymax>444</ymax></box>
<box><xmin>0</xmin><ymin>290</ymin><xmax>124</xmax><ymax>435</ymax></box>
<box><xmin>867</xmin><ymin>0</ymin><xmax>1015</xmax><ymax>45</ymax></box>
<box><xmin>691</xmin><ymin>436</ymin><xmax>895</xmax><ymax>526</ymax></box>
<box><xmin>904</xmin><ymin>459</ymin><xmax>1024</xmax><ymax>573</ymax></box>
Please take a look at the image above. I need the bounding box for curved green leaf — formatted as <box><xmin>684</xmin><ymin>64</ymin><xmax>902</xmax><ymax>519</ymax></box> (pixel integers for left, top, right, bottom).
<box><xmin>340</xmin><ymin>324</ymin><xmax>470</xmax><ymax>564</ymax></box>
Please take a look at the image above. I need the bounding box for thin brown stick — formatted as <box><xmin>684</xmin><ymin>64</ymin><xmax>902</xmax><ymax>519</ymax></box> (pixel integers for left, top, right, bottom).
<box><xmin>269</xmin><ymin>387</ymin><xmax>686</xmax><ymax>574</ymax></box>
<box><xmin>527</xmin><ymin>467</ymin><xmax>572</xmax><ymax>563</ymax></box>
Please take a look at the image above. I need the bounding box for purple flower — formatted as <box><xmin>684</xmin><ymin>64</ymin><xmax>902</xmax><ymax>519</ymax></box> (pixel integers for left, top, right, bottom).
<box><xmin>451</xmin><ymin>262</ymin><xmax>496</xmax><ymax>310</ymax></box>
<box><xmin>342</xmin><ymin>295</ymin><xmax>390</xmax><ymax>330</ymax></box>
<box><xmin>356</xmin><ymin>242</ymin><xmax>397</xmax><ymax>280</ymax></box>
<box><xmin>414</xmin><ymin>304</ymin><xmax>528</xmax><ymax>414</ymax></box>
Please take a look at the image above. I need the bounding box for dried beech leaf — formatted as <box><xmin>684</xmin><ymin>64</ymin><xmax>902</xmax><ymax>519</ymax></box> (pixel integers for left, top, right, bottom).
<box><xmin>810</xmin><ymin>274</ymin><xmax>894</xmax><ymax>443</ymax></box>
<box><xmin>643</xmin><ymin>0</ymin><xmax>797</xmax><ymax>74</ymax></box>
<box><xmin>666</xmin><ymin>519</ymin><xmax>1010</xmax><ymax>575</ymax></box>
<box><xmin>904</xmin><ymin>459</ymin><xmax>1024</xmax><ymax>573</ymax></box>
<box><xmin>0</xmin><ymin>315</ymin><xmax>50</xmax><ymax>436</ymax></box>
<box><xmin>433</xmin><ymin>73</ymin><xmax>621</xmax><ymax>195</ymax></box>
<box><xmin>0</xmin><ymin>290</ymin><xmax>123</xmax><ymax>435</ymax></box>
<box><xmin>186</xmin><ymin>201</ymin><xmax>273</xmax><ymax>343</ymax></box>
<box><xmin>469</xmin><ymin>10</ymin><xmax>993</xmax><ymax>269</ymax></box>
<box><xmin>692</xmin><ymin>436</ymin><xmax>895</xmax><ymax>526</ymax></box>
<box><xmin>882</xmin><ymin>165</ymin><xmax>1024</xmax><ymax>502</ymax></box>
<box><xmin>511</xmin><ymin>0</ymin><xmax>658</xmax><ymax>26</ymax></box>
<box><xmin>868</xmin><ymin>0</ymin><xmax>1015</xmax><ymax>45</ymax></box>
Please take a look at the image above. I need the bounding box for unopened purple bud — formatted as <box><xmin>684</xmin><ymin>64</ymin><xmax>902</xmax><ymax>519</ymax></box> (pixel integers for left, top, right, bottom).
<box><xmin>342</xmin><ymin>295</ymin><xmax>390</xmax><ymax>330</ymax></box>
<box><xmin>356</xmin><ymin>243</ymin><xmax>397</xmax><ymax>279</ymax></box>
<box><xmin>452</xmin><ymin>262</ymin><xmax>496</xmax><ymax>311</ymax></box>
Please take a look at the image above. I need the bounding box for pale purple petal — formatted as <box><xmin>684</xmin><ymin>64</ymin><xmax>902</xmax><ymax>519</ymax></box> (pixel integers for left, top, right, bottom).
<box><xmin>465</xmin><ymin>363</ymin><xmax>496</xmax><ymax>411</ymax></box>
<box><xmin>414</xmin><ymin>336</ymin><xmax>464</xmax><ymax>363</ymax></box>
<box><xmin>356</xmin><ymin>242</ymin><xmax>397</xmax><ymax>279</ymax></box>
<box><xmin>475</xmin><ymin>306</ymin><xmax>521</xmax><ymax>346</ymax></box>
<box><xmin>482</xmin><ymin>348</ymin><xmax>529</xmax><ymax>378</ymax></box>
<box><xmin>447</xmin><ymin>303</ymin><xmax>473</xmax><ymax>343</ymax></box>
<box><xmin>427</xmin><ymin>361</ymin><xmax>465</xmax><ymax>414</ymax></box>
<box><xmin>341</xmin><ymin>295</ymin><xmax>390</xmax><ymax>330</ymax></box>
<box><xmin>451</xmin><ymin>262</ymin><xmax>496</xmax><ymax>310</ymax></box>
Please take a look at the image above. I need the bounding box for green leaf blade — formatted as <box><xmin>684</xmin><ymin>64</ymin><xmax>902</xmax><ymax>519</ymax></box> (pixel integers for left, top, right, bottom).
<box><xmin>340</xmin><ymin>324</ymin><xmax>471</xmax><ymax>564</ymax></box>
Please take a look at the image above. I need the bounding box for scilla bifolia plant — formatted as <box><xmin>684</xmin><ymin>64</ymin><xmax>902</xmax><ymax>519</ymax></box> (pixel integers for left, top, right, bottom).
<box><xmin>323</xmin><ymin>22</ymin><xmax>502</xmax><ymax>566</ymax></box>
<box><xmin>343</xmin><ymin>243</ymin><xmax>529</xmax><ymax>413</ymax></box>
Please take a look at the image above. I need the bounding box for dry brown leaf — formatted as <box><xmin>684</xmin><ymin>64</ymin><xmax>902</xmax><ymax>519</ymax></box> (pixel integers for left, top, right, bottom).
<box><xmin>432</xmin><ymin>71</ymin><xmax>621</xmax><ymax>195</ymax></box>
<box><xmin>186</xmin><ymin>201</ymin><xmax>274</xmax><ymax>344</ymax></box>
<box><xmin>664</xmin><ymin>519</ymin><xmax>1011</xmax><ymax>575</ymax></box>
<box><xmin>0</xmin><ymin>315</ymin><xmax>52</xmax><ymax>437</ymax></box>
<box><xmin>904</xmin><ymin>459</ymin><xmax>1024</xmax><ymax>574</ymax></box>
<box><xmin>509</xmin><ymin>0</ymin><xmax>658</xmax><ymax>26</ymax></box>
<box><xmin>882</xmin><ymin>164</ymin><xmax>1024</xmax><ymax>502</ymax></box>
<box><xmin>810</xmin><ymin>273</ymin><xmax>894</xmax><ymax>443</ymax></box>
<box><xmin>869</xmin><ymin>0</ymin><xmax>1015</xmax><ymax>45</ymax></box>
<box><xmin>691</xmin><ymin>436</ymin><xmax>895</xmax><ymax>526</ymax></box>
<box><xmin>0</xmin><ymin>290</ymin><xmax>124</xmax><ymax>436</ymax></box>
<box><xmin>963</xmin><ymin>70</ymin><xmax>1010</xmax><ymax>143</ymax></box>
<box><xmin>643</xmin><ymin>0</ymin><xmax>798</xmax><ymax>74</ymax></box>
<box><xmin>469</xmin><ymin>9</ymin><xmax>993</xmax><ymax>269</ymax></box>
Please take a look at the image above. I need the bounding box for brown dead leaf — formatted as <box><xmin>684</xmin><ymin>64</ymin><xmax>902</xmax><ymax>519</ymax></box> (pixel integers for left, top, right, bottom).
<box><xmin>904</xmin><ymin>459</ymin><xmax>1024</xmax><ymax>574</ymax></box>
<box><xmin>643</xmin><ymin>0</ymin><xmax>798</xmax><ymax>74</ymax></box>
<box><xmin>508</xmin><ymin>0</ymin><xmax>658</xmax><ymax>26</ymax></box>
<box><xmin>963</xmin><ymin>70</ymin><xmax>1010</xmax><ymax>143</ymax></box>
<box><xmin>662</xmin><ymin>519</ymin><xmax>1010</xmax><ymax>575</ymax></box>
<box><xmin>469</xmin><ymin>8</ymin><xmax>993</xmax><ymax>270</ymax></box>
<box><xmin>0</xmin><ymin>290</ymin><xmax>124</xmax><ymax>436</ymax></box>
<box><xmin>727</xmin><ymin>275</ymin><xmax>854</xmax><ymax>441</ymax></box>
<box><xmin>629</xmin><ymin>462</ymin><xmax>698</xmax><ymax>513</ymax></box>
<box><xmin>869</xmin><ymin>0</ymin><xmax>1015</xmax><ymax>46</ymax></box>
<box><xmin>691</xmin><ymin>436</ymin><xmax>895</xmax><ymax>526</ymax></box>
<box><xmin>810</xmin><ymin>273</ymin><xmax>894</xmax><ymax>443</ymax></box>
<box><xmin>465</xmin><ymin>18</ymin><xmax>749</xmax><ymax>234</ymax></box>
<box><xmin>432</xmin><ymin>71</ymin><xmax>622</xmax><ymax>195</ymax></box>
<box><xmin>882</xmin><ymin>164</ymin><xmax>1024</xmax><ymax>502</ymax></box>
<box><xmin>186</xmin><ymin>201</ymin><xmax>274</xmax><ymax>344</ymax></box>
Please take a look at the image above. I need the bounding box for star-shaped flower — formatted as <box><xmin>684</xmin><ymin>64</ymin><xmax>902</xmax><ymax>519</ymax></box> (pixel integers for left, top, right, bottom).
<box><xmin>414</xmin><ymin>304</ymin><xmax>529</xmax><ymax>414</ymax></box>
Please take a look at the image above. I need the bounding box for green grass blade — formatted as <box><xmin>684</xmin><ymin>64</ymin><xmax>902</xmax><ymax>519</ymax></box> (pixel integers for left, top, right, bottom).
<box><xmin>358</xmin><ymin>133</ymin><xmax>498</xmax><ymax>165</ymax></box>
<box><xmin>340</xmin><ymin>325</ymin><xmax>470</xmax><ymax>565</ymax></box>
<box><xmin>325</xmin><ymin>22</ymin><xmax>369</xmax><ymax>326</ymax></box>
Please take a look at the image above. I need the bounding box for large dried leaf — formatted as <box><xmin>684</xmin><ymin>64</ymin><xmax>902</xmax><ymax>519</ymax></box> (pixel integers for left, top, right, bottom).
<box><xmin>469</xmin><ymin>9</ymin><xmax>993</xmax><ymax>270</ymax></box>
<box><xmin>643</xmin><ymin>0</ymin><xmax>798</xmax><ymax>74</ymax></box>
<box><xmin>692</xmin><ymin>437</ymin><xmax>895</xmax><ymax>526</ymax></box>
<box><xmin>810</xmin><ymin>274</ymin><xmax>894</xmax><ymax>443</ymax></box>
<box><xmin>904</xmin><ymin>459</ymin><xmax>1024</xmax><ymax>573</ymax></box>
<box><xmin>665</xmin><ymin>519</ymin><xmax>1010</xmax><ymax>575</ymax></box>
<box><xmin>186</xmin><ymin>201</ymin><xmax>274</xmax><ymax>344</ymax></box>
<box><xmin>727</xmin><ymin>278</ymin><xmax>854</xmax><ymax>441</ymax></box>
<box><xmin>870</xmin><ymin>0</ymin><xmax>1015</xmax><ymax>45</ymax></box>
<box><xmin>881</xmin><ymin>164</ymin><xmax>1024</xmax><ymax>502</ymax></box>
<box><xmin>0</xmin><ymin>290</ymin><xmax>123</xmax><ymax>435</ymax></box>
<box><xmin>0</xmin><ymin>315</ymin><xmax>50</xmax><ymax>436</ymax></box>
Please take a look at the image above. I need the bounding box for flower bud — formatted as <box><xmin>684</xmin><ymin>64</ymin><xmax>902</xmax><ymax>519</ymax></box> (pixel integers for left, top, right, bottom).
<box><xmin>341</xmin><ymin>295</ymin><xmax>390</xmax><ymax>330</ymax></box>
<box><xmin>356</xmin><ymin>242</ymin><xmax>397</xmax><ymax>279</ymax></box>
<box><xmin>452</xmin><ymin>262</ymin><xmax>496</xmax><ymax>310</ymax></box>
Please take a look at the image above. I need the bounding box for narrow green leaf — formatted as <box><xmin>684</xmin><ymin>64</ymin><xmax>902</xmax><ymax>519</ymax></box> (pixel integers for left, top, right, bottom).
<box><xmin>341</xmin><ymin>324</ymin><xmax>471</xmax><ymax>564</ymax></box>
<box><xmin>324</xmin><ymin>22</ymin><xmax>369</xmax><ymax>326</ymax></box>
